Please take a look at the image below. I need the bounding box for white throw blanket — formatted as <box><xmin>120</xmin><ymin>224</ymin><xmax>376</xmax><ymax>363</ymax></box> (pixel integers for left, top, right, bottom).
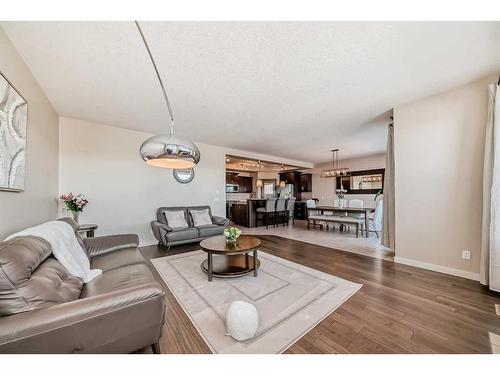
<box><xmin>6</xmin><ymin>221</ymin><xmax>102</xmax><ymax>283</ymax></box>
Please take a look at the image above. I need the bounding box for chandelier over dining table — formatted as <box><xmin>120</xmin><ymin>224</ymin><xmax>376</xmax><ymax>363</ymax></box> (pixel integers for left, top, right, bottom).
<box><xmin>320</xmin><ymin>149</ymin><xmax>350</xmax><ymax>178</ymax></box>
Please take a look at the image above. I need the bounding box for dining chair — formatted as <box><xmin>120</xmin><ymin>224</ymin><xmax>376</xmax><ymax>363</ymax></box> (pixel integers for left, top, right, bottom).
<box><xmin>368</xmin><ymin>199</ymin><xmax>383</xmax><ymax>238</ymax></box>
<box><xmin>306</xmin><ymin>198</ymin><xmax>319</xmax><ymax>217</ymax></box>
<box><xmin>306</xmin><ymin>199</ymin><xmax>317</xmax><ymax>210</ymax></box>
<box><xmin>348</xmin><ymin>199</ymin><xmax>364</xmax><ymax>208</ymax></box>
<box><xmin>348</xmin><ymin>199</ymin><xmax>364</xmax><ymax>217</ymax></box>
<box><xmin>256</xmin><ymin>198</ymin><xmax>277</xmax><ymax>229</ymax></box>
<box><xmin>336</xmin><ymin>199</ymin><xmax>362</xmax><ymax>233</ymax></box>
<box><xmin>285</xmin><ymin>197</ymin><xmax>296</xmax><ymax>225</ymax></box>
<box><xmin>306</xmin><ymin>198</ymin><xmax>325</xmax><ymax>229</ymax></box>
<box><xmin>318</xmin><ymin>200</ymin><xmax>336</xmax><ymax>231</ymax></box>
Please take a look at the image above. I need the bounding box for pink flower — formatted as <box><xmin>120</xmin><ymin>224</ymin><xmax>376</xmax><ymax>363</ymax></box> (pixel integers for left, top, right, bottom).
<box><xmin>60</xmin><ymin>192</ymin><xmax>89</xmax><ymax>210</ymax></box>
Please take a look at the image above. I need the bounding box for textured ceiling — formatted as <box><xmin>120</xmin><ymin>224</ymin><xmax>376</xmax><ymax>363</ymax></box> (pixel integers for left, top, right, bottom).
<box><xmin>225</xmin><ymin>155</ymin><xmax>301</xmax><ymax>172</ymax></box>
<box><xmin>2</xmin><ymin>21</ymin><xmax>500</xmax><ymax>164</ymax></box>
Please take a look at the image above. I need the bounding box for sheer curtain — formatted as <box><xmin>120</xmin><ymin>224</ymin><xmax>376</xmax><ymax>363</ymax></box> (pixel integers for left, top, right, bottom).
<box><xmin>480</xmin><ymin>79</ymin><xmax>500</xmax><ymax>291</ymax></box>
<box><xmin>381</xmin><ymin>123</ymin><xmax>395</xmax><ymax>250</ymax></box>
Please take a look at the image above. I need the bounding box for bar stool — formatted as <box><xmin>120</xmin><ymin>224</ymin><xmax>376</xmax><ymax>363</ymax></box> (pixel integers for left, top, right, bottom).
<box><xmin>256</xmin><ymin>198</ymin><xmax>277</xmax><ymax>229</ymax></box>
<box><xmin>276</xmin><ymin>198</ymin><xmax>287</xmax><ymax>227</ymax></box>
<box><xmin>285</xmin><ymin>197</ymin><xmax>296</xmax><ymax>225</ymax></box>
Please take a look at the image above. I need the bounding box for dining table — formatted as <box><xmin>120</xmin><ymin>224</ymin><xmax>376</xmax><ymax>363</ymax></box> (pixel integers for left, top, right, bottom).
<box><xmin>314</xmin><ymin>205</ymin><xmax>375</xmax><ymax>238</ymax></box>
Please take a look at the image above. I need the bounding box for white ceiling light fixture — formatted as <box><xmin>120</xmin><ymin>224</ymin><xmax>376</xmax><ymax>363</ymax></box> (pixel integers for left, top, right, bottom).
<box><xmin>136</xmin><ymin>21</ymin><xmax>200</xmax><ymax>169</ymax></box>
<box><xmin>321</xmin><ymin>149</ymin><xmax>350</xmax><ymax>178</ymax></box>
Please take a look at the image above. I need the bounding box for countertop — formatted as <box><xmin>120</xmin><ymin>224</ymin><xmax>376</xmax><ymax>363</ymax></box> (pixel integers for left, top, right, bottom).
<box><xmin>228</xmin><ymin>198</ymin><xmax>309</xmax><ymax>204</ymax></box>
<box><xmin>226</xmin><ymin>200</ymin><xmax>248</xmax><ymax>205</ymax></box>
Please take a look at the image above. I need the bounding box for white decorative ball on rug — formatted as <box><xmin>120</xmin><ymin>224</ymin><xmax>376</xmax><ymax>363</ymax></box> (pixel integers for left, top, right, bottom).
<box><xmin>226</xmin><ymin>300</ymin><xmax>259</xmax><ymax>341</ymax></box>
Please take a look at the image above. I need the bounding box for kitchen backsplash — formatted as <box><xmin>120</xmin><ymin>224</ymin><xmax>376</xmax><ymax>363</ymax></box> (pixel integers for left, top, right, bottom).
<box><xmin>300</xmin><ymin>192</ymin><xmax>313</xmax><ymax>200</ymax></box>
<box><xmin>226</xmin><ymin>192</ymin><xmax>251</xmax><ymax>201</ymax></box>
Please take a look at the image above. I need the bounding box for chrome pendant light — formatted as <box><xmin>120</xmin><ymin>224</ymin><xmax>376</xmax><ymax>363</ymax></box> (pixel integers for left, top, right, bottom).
<box><xmin>136</xmin><ymin>21</ymin><xmax>200</xmax><ymax>169</ymax></box>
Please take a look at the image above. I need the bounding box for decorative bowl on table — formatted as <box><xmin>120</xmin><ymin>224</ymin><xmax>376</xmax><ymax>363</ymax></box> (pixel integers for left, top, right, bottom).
<box><xmin>224</xmin><ymin>227</ymin><xmax>241</xmax><ymax>244</ymax></box>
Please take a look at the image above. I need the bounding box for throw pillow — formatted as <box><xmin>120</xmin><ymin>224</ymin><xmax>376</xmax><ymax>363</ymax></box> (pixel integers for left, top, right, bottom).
<box><xmin>190</xmin><ymin>209</ymin><xmax>213</xmax><ymax>226</ymax></box>
<box><xmin>164</xmin><ymin>210</ymin><xmax>188</xmax><ymax>229</ymax></box>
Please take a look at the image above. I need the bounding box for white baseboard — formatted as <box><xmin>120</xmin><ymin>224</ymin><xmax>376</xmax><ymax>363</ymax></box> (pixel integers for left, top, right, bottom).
<box><xmin>394</xmin><ymin>256</ymin><xmax>480</xmax><ymax>281</ymax></box>
<box><xmin>139</xmin><ymin>240</ymin><xmax>159</xmax><ymax>247</ymax></box>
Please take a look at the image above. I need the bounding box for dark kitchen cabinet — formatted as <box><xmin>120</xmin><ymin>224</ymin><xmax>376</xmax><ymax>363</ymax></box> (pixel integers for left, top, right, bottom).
<box><xmin>294</xmin><ymin>201</ymin><xmax>307</xmax><ymax>220</ymax></box>
<box><xmin>231</xmin><ymin>203</ymin><xmax>249</xmax><ymax>227</ymax></box>
<box><xmin>299</xmin><ymin>174</ymin><xmax>312</xmax><ymax>193</ymax></box>
<box><xmin>238</xmin><ymin>176</ymin><xmax>253</xmax><ymax>193</ymax></box>
<box><xmin>226</xmin><ymin>173</ymin><xmax>253</xmax><ymax>193</ymax></box>
<box><xmin>280</xmin><ymin>171</ymin><xmax>312</xmax><ymax>197</ymax></box>
<box><xmin>226</xmin><ymin>172</ymin><xmax>237</xmax><ymax>184</ymax></box>
<box><xmin>279</xmin><ymin>171</ymin><xmax>301</xmax><ymax>185</ymax></box>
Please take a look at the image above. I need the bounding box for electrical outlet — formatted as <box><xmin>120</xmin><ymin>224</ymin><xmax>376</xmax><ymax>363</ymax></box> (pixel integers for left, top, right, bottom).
<box><xmin>496</xmin><ymin>304</ymin><xmax>500</xmax><ymax>317</ymax></box>
<box><xmin>462</xmin><ymin>250</ymin><xmax>471</xmax><ymax>260</ymax></box>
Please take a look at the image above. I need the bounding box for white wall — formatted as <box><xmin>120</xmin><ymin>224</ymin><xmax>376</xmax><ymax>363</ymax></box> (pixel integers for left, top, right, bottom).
<box><xmin>257</xmin><ymin>171</ymin><xmax>280</xmax><ymax>182</ymax></box>
<box><xmin>394</xmin><ymin>75</ymin><xmax>497</xmax><ymax>279</ymax></box>
<box><xmin>0</xmin><ymin>28</ymin><xmax>59</xmax><ymax>239</ymax></box>
<box><xmin>59</xmin><ymin>117</ymin><xmax>311</xmax><ymax>245</ymax></box>
<box><xmin>306</xmin><ymin>153</ymin><xmax>386</xmax><ymax>206</ymax></box>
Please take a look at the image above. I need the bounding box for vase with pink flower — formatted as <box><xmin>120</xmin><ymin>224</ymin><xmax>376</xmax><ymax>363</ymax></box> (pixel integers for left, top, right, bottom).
<box><xmin>60</xmin><ymin>193</ymin><xmax>89</xmax><ymax>224</ymax></box>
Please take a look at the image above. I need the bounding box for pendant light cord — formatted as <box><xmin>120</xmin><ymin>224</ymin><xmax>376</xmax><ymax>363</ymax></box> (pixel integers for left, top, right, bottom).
<box><xmin>135</xmin><ymin>21</ymin><xmax>175</xmax><ymax>136</ymax></box>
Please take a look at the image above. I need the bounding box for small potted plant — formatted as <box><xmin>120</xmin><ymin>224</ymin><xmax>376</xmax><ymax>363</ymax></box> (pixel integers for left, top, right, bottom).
<box><xmin>336</xmin><ymin>187</ymin><xmax>347</xmax><ymax>208</ymax></box>
<box><xmin>224</xmin><ymin>226</ymin><xmax>242</xmax><ymax>244</ymax></box>
<box><xmin>60</xmin><ymin>192</ymin><xmax>88</xmax><ymax>223</ymax></box>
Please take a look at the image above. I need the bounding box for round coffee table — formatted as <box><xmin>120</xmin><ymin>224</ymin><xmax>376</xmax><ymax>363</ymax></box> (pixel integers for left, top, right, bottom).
<box><xmin>199</xmin><ymin>235</ymin><xmax>261</xmax><ymax>282</ymax></box>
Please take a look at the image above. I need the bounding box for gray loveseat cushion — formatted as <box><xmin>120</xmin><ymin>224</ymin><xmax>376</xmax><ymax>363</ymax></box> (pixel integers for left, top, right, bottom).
<box><xmin>166</xmin><ymin>227</ymin><xmax>199</xmax><ymax>243</ymax></box>
<box><xmin>157</xmin><ymin>207</ymin><xmax>192</xmax><ymax>226</ymax></box>
<box><xmin>197</xmin><ymin>224</ymin><xmax>225</xmax><ymax>237</ymax></box>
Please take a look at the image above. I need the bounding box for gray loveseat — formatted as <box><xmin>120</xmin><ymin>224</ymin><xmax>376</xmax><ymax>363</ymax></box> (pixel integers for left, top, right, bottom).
<box><xmin>151</xmin><ymin>205</ymin><xmax>229</xmax><ymax>250</ymax></box>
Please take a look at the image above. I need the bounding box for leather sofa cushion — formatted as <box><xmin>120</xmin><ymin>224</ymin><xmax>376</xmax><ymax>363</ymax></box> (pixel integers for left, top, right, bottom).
<box><xmin>197</xmin><ymin>224</ymin><xmax>224</xmax><ymax>237</ymax></box>
<box><xmin>90</xmin><ymin>247</ymin><xmax>146</xmax><ymax>272</ymax></box>
<box><xmin>0</xmin><ymin>282</ymin><xmax>165</xmax><ymax>353</ymax></box>
<box><xmin>80</xmin><ymin>263</ymin><xmax>156</xmax><ymax>298</ymax></box>
<box><xmin>166</xmin><ymin>227</ymin><xmax>199</xmax><ymax>242</ymax></box>
<box><xmin>84</xmin><ymin>234</ymin><xmax>139</xmax><ymax>258</ymax></box>
<box><xmin>0</xmin><ymin>236</ymin><xmax>83</xmax><ymax>317</ymax></box>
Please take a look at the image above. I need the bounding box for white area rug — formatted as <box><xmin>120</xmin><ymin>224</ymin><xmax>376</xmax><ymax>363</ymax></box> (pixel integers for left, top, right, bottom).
<box><xmin>151</xmin><ymin>250</ymin><xmax>361</xmax><ymax>353</ymax></box>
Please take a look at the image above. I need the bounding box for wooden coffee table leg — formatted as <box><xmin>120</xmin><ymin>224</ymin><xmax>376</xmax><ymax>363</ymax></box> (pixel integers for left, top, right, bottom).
<box><xmin>208</xmin><ymin>253</ymin><xmax>213</xmax><ymax>282</ymax></box>
<box><xmin>245</xmin><ymin>253</ymin><xmax>249</xmax><ymax>269</ymax></box>
<box><xmin>253</xmin><ymin>249</ymin><xmax>258</xmax><ymax>277</ymax></box>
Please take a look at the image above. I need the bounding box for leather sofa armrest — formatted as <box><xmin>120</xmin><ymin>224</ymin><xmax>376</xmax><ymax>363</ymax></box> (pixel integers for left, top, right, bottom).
<box><xmin>212</xmin><ymin>215</ymin><xmax>229</xmax><ymax>227</ymax></box>
<box><xmin>0</xmin><ymin>282</ymin><xmax>165</xmax><ymax>353</ymax></box>
<box><xmin>151</xmin><ymin>221</ymin><xmax>173</xmax><ymax>246</ymax></box>
<box><xmin>84</xmin><ymin>234</ymin><xmax>139</xmax><ymax>258</ymax></box>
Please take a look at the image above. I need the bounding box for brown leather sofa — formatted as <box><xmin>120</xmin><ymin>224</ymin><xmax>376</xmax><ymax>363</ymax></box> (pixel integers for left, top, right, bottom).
<box><xmin>0</xmin><ymin>218</ymin><xmax>166</xmax><ymax>353</ymax></box>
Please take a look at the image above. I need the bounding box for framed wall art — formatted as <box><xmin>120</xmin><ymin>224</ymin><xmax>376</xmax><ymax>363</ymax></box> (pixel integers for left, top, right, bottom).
<box><xmin>0</xmin><ymin>72</ymin><xmax>27</xmax><ymax>192</ymax></box>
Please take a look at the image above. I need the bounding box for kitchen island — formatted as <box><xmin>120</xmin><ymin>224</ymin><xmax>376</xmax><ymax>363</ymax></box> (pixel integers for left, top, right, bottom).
<box><xmin>227</xmin><ymin>199</ymin><xmax>265</xmax><ymax>228</ymax></box>
<box><xmin>227</xmin><ymin>198</ymin><xmax>306</xmax><ymax>228</ymax></box>
<box><xmin>246</xmin><ymin>198</ymin><xmax>267</xmax><ymax>228</ymax></box>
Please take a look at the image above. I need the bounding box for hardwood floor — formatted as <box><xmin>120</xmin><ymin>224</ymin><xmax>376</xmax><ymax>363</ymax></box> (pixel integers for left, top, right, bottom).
<box><xmin>139</xmin><ymin>236</ymin><xmax>500</xmax><ymax>354</ymax></box>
